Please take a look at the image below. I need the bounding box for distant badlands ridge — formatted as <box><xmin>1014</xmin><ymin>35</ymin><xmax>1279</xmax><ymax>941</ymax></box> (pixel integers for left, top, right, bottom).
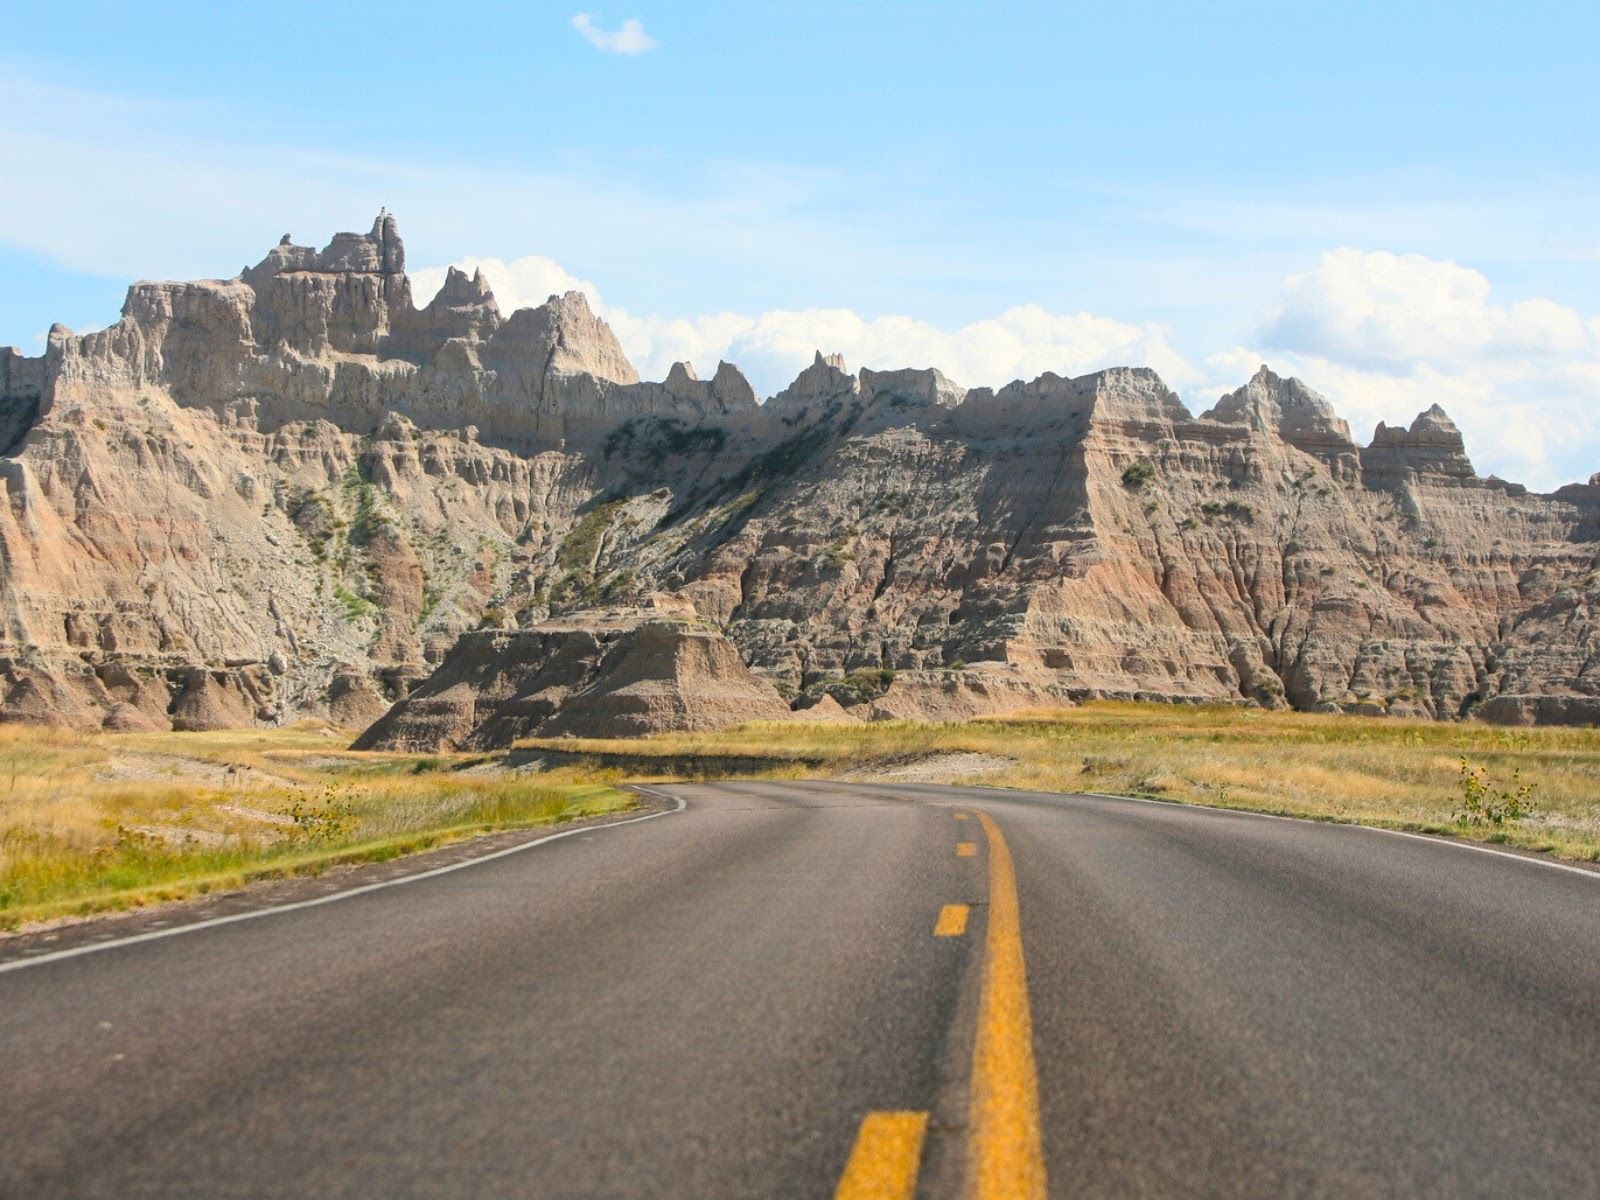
<box><xmin>2</xmin><ymin>212</ymin><xmax>1599</xmax><ymax>745</ymax></box>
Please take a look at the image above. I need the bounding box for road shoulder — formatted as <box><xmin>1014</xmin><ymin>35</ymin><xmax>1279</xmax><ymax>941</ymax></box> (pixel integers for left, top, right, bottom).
<box><xmin>0</xmin><ymin>792</ymin><xmax>674</xmax><ymax>968</ymax></box>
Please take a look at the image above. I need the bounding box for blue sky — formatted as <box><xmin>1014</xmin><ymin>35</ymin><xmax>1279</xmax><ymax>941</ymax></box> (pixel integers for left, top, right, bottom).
<box><xmin>4</xmin><ymin>1</ymin><xmax>1600</xmax><ymax>487</ymax></box>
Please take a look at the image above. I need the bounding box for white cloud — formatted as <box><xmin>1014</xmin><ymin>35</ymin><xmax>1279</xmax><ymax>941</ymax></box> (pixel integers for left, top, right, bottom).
<box><xmin>1209</xmin><ymin>248</ymin><xmax>1600</xmax><ymax>491</ymax></box>
<box><xmin>413</xmin><ymin>254</ymin><xmax>1196</xmax><ymax>397</ymax></box>
<box><xmin>570</xmin><ymin>13</ymin><xmax>656</xmax><ymax>56</ymax></box>
<box><xmin>1262</xmin><ymin>248</ymin><xmax>1592</xmax><ymax>368</ymax></box>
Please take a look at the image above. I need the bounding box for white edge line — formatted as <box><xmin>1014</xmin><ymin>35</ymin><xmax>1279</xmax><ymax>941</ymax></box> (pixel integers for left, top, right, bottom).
<box><xmin>1011</xmin><ymin>786</ymin><xmax>1600</xmax><ymax>881</ymax></box>
<box><xmin>0</xmin><ymin>788</ymin><xmax>687</xmax><ymax>976</ymax></box>
<box><xmin>1356</xmin><ymin>824</ymin><xmax>1600</xmax><ymax>880</ymax></box>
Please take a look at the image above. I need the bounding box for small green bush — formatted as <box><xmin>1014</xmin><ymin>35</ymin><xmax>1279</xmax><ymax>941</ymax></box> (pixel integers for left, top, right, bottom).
<box><xmin>1121</xmin><ymin>460</ymin><xmax>1156</xmax><ymax>489</ymax></box>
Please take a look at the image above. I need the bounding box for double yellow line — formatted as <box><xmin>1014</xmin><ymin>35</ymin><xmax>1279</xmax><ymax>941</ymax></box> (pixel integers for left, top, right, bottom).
<box><xmin>836</xmin><ymin>810</ymin><xmax>1046</xmax><ymax>1199</ymax></box>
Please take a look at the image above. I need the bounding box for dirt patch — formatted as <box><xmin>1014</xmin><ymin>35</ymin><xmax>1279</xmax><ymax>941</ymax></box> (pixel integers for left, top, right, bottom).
<box><xmin>93</xmin><ymin>753</ymin><xmax>290</xmax><ymax>789</ymax></box>
<box><xmin>841</xmin><ymin>751</ymin><xmax>1015</xmax><ymax>783</ymax></box>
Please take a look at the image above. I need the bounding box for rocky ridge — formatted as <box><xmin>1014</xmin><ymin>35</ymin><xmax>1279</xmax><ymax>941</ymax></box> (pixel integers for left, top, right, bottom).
<box><xmin>3</xmin><ymin>213</ymin><xmax>1598</xmax><ymax>734</ymax></box>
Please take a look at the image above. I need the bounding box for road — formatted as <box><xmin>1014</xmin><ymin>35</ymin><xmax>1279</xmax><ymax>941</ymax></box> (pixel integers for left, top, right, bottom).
<box><xmin>2</xmin><ymin>780</ymin><xmax>1597</xmax><ymax>1198</ymax></box>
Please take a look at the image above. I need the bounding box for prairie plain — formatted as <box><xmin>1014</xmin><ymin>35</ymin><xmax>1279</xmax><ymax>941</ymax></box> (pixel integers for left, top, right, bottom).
<box><xmin>4</xmin><ymin>701</ymin><xmax>1597</xmax><ymax>931</ymax></box>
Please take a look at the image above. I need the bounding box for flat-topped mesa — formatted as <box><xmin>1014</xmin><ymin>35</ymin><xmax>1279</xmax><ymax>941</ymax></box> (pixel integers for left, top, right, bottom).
<box><xmin>859</xmin><ymin>366</ymin><xmax>967</xmax><ymax>412</ymax></box>
<box><xmin>1202</xmin><ymin>365</ymin><xmax>1360</xmax><ymax>477</ymax></box>
<box><xmin>1361</xmin><ymin>403</ymin><xmax>1476</xmax><ymax>487</ymax></box>
<box><xmin>955</xmin><ymin>365</ymin><xmax>1188</xmax><ymax>437</ymax></box>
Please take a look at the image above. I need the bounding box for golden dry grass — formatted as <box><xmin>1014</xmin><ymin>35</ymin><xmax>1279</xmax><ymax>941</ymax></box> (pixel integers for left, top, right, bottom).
<box><xmin>520</xmin><ymin>702</ymin><xmax>1600</xmax><ymax>862</ymax></box>
<box><xmin>0</xmin><ymin>722</ymin><xmax>631</xmax><ymax>929</ymax></box>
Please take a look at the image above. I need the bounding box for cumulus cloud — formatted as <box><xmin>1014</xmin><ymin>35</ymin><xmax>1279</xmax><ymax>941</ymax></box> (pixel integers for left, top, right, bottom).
<box><xmin>570</xmin><ymin>13</ymin><xmax>656</xmax><ymax>56</ymax></box>
<box><xmin>1209</xmin><ymin>248</ymin><xmax>1600</xmax><ymax>491</ymax></box>
<box><xmin>1262</xmin><ymin>248</ymin><xmax>1591</xmax><ymax>368</ymax></box>
<box><xmin>413</xmin><ymin>254</ymin><xmax>1196</xmax><ymax>397</ymax></box>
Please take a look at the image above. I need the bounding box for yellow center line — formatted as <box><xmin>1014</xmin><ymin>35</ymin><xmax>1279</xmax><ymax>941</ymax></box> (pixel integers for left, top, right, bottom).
<box><xmin>969</xmin><ymin>811</ymin><xmax>1047</xmax><ymax>1199</ymax></box>
<box><xmin>955</xmin><ymin>812</ymin><xmax>970</xmax><ymax>821</ymax></box>
<box><xmin>934</xmin><ymin>903</ymin><xmax>970</xmax><ymax>936</ymax></box>
<box><xmin>957</xmin><ymin>842</ymin><xmax>978</xmax><ymax>857</ymax></box>
<box><xmin>835</xmin><ymin>1111</ymin><xmax>929</xmax><ymax>1200</ymax></box>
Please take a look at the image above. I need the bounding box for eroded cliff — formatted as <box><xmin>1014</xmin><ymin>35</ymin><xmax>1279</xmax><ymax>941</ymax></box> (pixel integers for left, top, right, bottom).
<box><xmin>3</xmin><ymin>213</ymin><xmax>1597</xmax><ymax>731</ymax></box>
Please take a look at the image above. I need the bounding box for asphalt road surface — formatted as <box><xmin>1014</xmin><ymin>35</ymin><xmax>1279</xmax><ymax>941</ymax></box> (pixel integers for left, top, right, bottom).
<box><xmin>2</xmin><ymin>780</ymin><xmax>1597</xmax><ymax>1198</ymax></box>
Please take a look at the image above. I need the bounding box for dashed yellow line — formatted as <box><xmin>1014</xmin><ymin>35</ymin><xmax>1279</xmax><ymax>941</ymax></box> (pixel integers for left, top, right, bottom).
<box><xmin>957</xmin><ymin>842</ymin><xmax>978</xmax><ymax>857</ymax></box>
<box><xmin>955</xmin><ymin>812</ymin><xmax>970</xmax><ymax>821</ymax></box>
<box><xmin>969</xmin><ymin>811</ymin><xmax>1047</xmax><ymax>1199</ymax></box>
<box><xmin>835</xmin><ymin>1110</ymin><xmax>929</xmax><ymax>1200</ymax></box>
<box><xmin>934</xmin><ymin>903</ymin><xmax>970</xmax><ymax>936</ymax></box>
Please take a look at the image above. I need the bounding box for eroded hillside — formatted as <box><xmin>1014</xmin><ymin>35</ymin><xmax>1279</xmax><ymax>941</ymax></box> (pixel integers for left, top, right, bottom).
<box><xmin>2</xmin><ymin>214</ymin><xmax>1597</xmax><ymax>730</ymax></box>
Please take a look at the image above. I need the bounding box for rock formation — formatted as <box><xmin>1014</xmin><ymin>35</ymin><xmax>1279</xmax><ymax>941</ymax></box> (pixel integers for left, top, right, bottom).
<box><xmin>353</xmin><ymin>606</ymin><xmax>793</xmax><ymax>751</ymax></box>
<box><xmin>3</xmin><ymin>213</ymin><xmax>1600</xmax><ymax>736</ymax></box>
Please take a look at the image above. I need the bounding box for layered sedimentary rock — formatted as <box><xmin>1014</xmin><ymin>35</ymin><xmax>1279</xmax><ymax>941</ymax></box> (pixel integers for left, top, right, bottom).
<box><xmin>3</xmin><ymin>212</ymin><xmax>1599</xmax><ymax>734</ymax></box>
<box><xmin>353</xmin><ymin>607</ymin><xmax>793</xmax><ymax>750</ymax></box>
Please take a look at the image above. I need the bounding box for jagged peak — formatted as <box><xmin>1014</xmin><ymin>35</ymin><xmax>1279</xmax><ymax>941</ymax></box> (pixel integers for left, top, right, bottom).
<box><xmin>1412</xmin><ymin>403</ymin><xmax>1459</xmax><ymax>435</ymax></box>
<box><xmin>545</xmin><ymin>289</ymin><xmax>597</xmax><ymax>316</ymax></box>
<box><xmin>654</xmin><ymin>359</ymin><xmax>758</xmax><ymax>412</ymax></box>
<box><xmin>489</xmin><ymin>289</ymin><xmax>639</xmax><ymax>385</ymax></box>
<box><xmin>1204</xmin><ymin>363</ymin><xmax>1353</xmax><ymax>447</ymax></box>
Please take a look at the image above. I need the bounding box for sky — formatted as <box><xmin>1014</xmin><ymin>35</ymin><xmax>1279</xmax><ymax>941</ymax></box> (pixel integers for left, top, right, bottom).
<box><xmin>3</xmin><ymin>0</ymin><xmax>1599</xmax><ymax>489</ymax></box>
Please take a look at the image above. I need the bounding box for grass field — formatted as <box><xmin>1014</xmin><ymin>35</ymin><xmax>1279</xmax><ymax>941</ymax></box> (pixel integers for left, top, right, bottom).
<box><xmin>0</xmin><ymin>723</ymin><xmax>632</xmax><ymax>929</ymax></box>
<box><xmin>520</xmin><ymin>702</ymin><xmax>1600</xmax><ymax>863</ymax></box>
<box><xmin>5</xmin><ymin>702</ymin><xmax>1595</xmax><ymax>931</ymax></box>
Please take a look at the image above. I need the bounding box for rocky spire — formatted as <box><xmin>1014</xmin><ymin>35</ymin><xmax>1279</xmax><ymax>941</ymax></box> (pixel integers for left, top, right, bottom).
<box><xmin>372</xmin><ymin>210</ymin><xmax>405</xmax><ymax>274</ymax></box>
<box><xmin>773</xmin><ymin>351</ymin><xmax>856</xmax><ymax>406</ymax></box>
<box><xmin>709</xmin><ymin>361</ymin><xmax>757</xmax><ymax>410</ymax></box>
<box><xmin>664</xmin><ymin>361</ymin><xmax>700</xmax><ymax>390</ymax></box>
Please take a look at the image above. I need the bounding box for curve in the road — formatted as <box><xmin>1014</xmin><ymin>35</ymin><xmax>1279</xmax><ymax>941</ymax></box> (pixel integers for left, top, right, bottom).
<box><xmin>2</xmin><ymin>780</ymin><xmax>1597</xmax><ymax>1198</ymax></box>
